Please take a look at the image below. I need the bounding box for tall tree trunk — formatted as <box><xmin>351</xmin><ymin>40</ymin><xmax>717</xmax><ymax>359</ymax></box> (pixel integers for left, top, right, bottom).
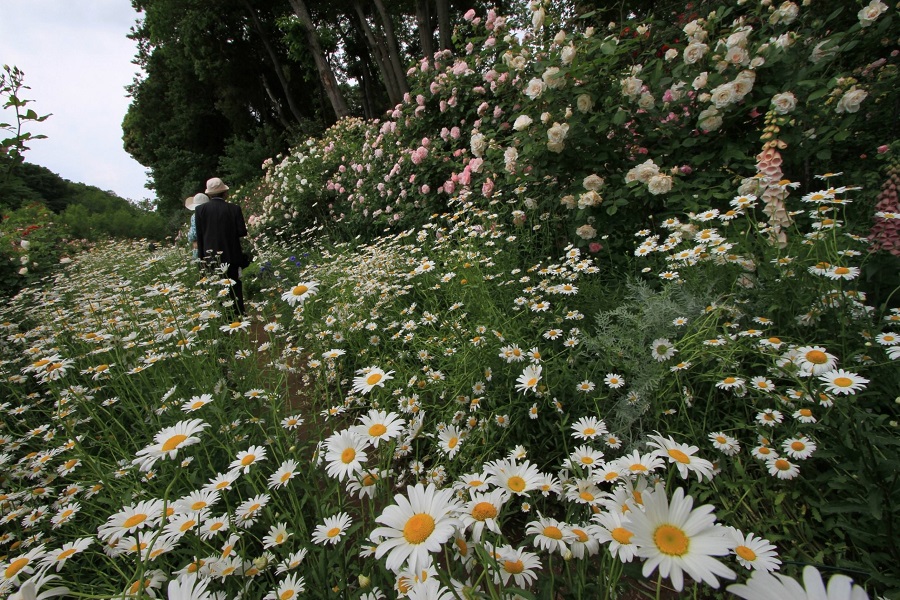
<box><xmin>436</xmin><ymin>0</ymin><xmax>452</xmax><ymax>51</ymax></box>
<box><xmin>415</xmin><ymin>0</ymin><xmax>435</xmax><ymax>65</ymax></box>
<box><xmin>287</xmin><ymin>0</ymin><xmax>350</xmax><ymax>119</ymax></box>
<box><xmin>372</xmin><ymin>0</ymin><xmax>409</xmax><ymax>97</ymax></box>
<box><xmin>240</xmin><ymin>0</ymin><xmax>305</xmax><ymax>125</ymax></box>
<box><xmin>352</xmin><ymin>0</ymin><xmax>401</xmax><ymax>107</ymax></box>
<box><xmin>260</xmin><ymin>74</ymin><xmax>293</xmax><ymax>129</ymax></box>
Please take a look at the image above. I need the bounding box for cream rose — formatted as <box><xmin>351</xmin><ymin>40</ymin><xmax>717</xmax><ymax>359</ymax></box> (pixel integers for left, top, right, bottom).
<box><xmin>771</xmin><ymin>92</ymin><xmax>797</xmax><ymax>115</ymax></box>
<box><xmin>513</xmin><ymin>115</ymin><xmax>533</xmax><ymax>131</ymax></box>
<box><xmin>621</xmin><ymin>76</ymin><xmax>643</xmax><ymax>98</ymax></box>
<box><xmin>576</xmin><ymin>94</ymin><xmax>594</xmax><ymax>113</ymax></box>
<box><xmin>578</xmin><ymin>190</ymin><xmax>603</xmax><ymax>208</ymax></box>
<box><xmin>547</xmin><ymin>122</ymin><xmax>569</xmax><ymax>153</ymax></box>
<box><xmin>647</xmin><ymin>173</ymin><xmax>673</xmax><ymax>195</ymax></box>
<box><xmin>583</xmin><ymin>174</ymin><xmax>605</xmax><ymax>191</ymax></box>
<box><xmin>683</xmin><ymin>42</ymin><xmax>708</xmax><ymax>65</ymax></box>
<box><xmin>858</xmin><ymin>0</ymin><xmax>888</xmax><ymax>27</ymax></box>
<box><xmin>835</xmin><ymin>87</ymin><xmax>868</xmax><ymax>114</ymax></box>
<box><xmin>524</xmin><ymin>78</ymin><xmax>545</xmax><ymax>99</ymax></box>
<box><xmin>576</xmin><ymin>224</ymin><xmax>597</xmax><ymax>239</ymax></box>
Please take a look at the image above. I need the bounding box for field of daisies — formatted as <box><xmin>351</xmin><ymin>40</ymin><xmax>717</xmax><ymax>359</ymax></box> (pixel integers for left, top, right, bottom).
<box><xmin>2</xmin><ymin>1</ymin><xmax>899</xmax><ymax>599</ymax></box>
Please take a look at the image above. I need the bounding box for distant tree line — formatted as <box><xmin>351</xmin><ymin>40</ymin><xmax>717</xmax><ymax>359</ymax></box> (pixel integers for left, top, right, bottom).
<box><xmin>121</xmin><ymin>0</ymin><xmax>521</xmax><ymax>214</ymax></box>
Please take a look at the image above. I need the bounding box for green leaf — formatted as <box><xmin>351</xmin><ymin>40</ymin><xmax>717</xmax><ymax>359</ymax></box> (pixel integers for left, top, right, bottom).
<box><xmin>606</xmin><ymin>204</ymin><xmax>618</xmax><ymax>215</ymax></box>
<box><xmin>807</xmin><ymin>88</ymin><xmax>830</xmax><ymax>102</ymax></box>
<box><xmin>600</xmin><ymin>41</ymin><xmax>617</xmax><ymax>55</ymax></box>
<box><xmin>611</xmin><ymin>109</ymin><xmax>627</xmax><ymax>126</ymax></box>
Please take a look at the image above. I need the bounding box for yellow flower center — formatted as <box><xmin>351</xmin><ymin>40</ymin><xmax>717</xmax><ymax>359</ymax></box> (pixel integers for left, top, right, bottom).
<box><xmin>162</xmin><ymin>434</ymin><xmax>188</xmax><ymax>452</ymax></box>
<box><xmin>467</xmin><ymin>479</ymin><xmax>484</xmax><ymax>487</ymax></box>
<box><xmin>472</xmin><ymin>502</ymin><xmax>497</xmax><ymax>521</ymax></box>
<box><xmin>280</xmin><ymin>591</ymin><xmax>296</xmax><ymax>600</ymax></box>
<box><xmin>629</xmin><ymin>464</ymin><xmax>647</xmax><ymax>472</ymax></box>
<box><xmin>366</xmin><ymin>373</ymin><xmax>383</xmax><ymax>386</ymax></box>
<box><xmin>581</xmin><ymin>456</ymin><xmax>594</xmax><ymax>464</ymax></box>
<box><xmin>799</xmin><ymin>409</ymin><xmax>812</xmax><ymax>417</ymax></box>
<box><xmin>834</xmin><ymin>267</ymin><xmax>850</xmax><ymax>275</ymax></box>
<box><xmin>791</xmin><ymin>441</ymin><xmax>805</xmax><ymax>451</ymax></box>
<box><xmin>292</xmin><ymin>285</ymin><xmax>308</xmax><ymax>296</ymax></box>
<box><xmin>447</xmin><ymin>437</ymin><xmax>458</xmax><ymax>449</ymax></box>
<box><xmin>579</xmin><ymin>491</ymin><xmax>595</xmax><ymax>502</ymax></box>
<box><xmin>180</xmin><ymin>519</ymin><xmax>197</xmax><ymax>532</ymax></box>
<box><xmin>56</xmin><ymin>548</ymin><xmax>77</xmax><ymax>560</ymax></box>
<box><xmin>611</xmin><ymin>527</ymin><xmax>634</xmax><ymax>544</ymax></box>
<box><xmin>736</xmin><ymin>545</ymin><xmax>757</xmax><ymax>562</ymax></box>
<box><xmin>228</xmin><ymin>321</ymin><xmax>242</xmax><ymax>328</ymax></box>
<box><xmin>368</xmin><ymin>424</ymin><xmax>387</xmax><ymax>437</ymax></box>
<box><xmin>327</xmin><ymin>527</ymin><xmax>342</xmax><ymax>538</ymax></box>
<box><xmin>241</xmin><ymin>454</ymin><xmax>256</xmax><ymax>466</ymax></box>
<box><xmin>403</xmin><ymin>513</ymin><xmax>436</xmax><ymax>544</ymax></box>
<box><xmin>4</xmin><ymin>557</ymin><xmax>29</xmax><ymax>579</ymax></box>
<box><xmin>806</xmin><ymin>350</ymin><xmax>828</xmax><ymax>364</ymax></box>
<box><xmin>191</xmin><ymin>501</ymin><xmax>207</xmax><ymax>510</ymax></box>
<box><xmin>572</xmin><ymin>528</ymin><xmax>589</xmax><ymax>543</ymax></box>
<box><xmin>654</xmin><ymin>524</ymin><xmax>689</xmax><ymax>556</ymax></box>
<box><xmin>507</xmin><ymin>475</ymin><xmax>526</xmax><ymax>492</ymax></box>
<box><xmin>583</xmin><ymin>427</ymin><xmax>596</xmax><ymax>436</ymax></box>
<box><xmin>833</xmin><ymin>377</ymin><xmax>853</xmax><ymax>388</ymax></box>
<box><xmin>774</xmin><ymin>459</ymin><xmax>791</xmax><ymax>471</ymax></box>
<box><xmin>123</xmin><ymin>513</ymin><xmax>147</xmax><ymax>528</ymax></box>
<box><xmin>667</xmin><ymin>449</ymin><xmax>690</xmax><ymax>464</ymax></box>
<box><xmin>504</xmin><ymin>559</ymin><xmax>525</xmax><ymax>574</ymax></box>
<box><xmin>163</xmin><ymin>327</ymin><xmax>175</xmax><ymax>334</ymax></box>
<box><xmin>341</xmin><ymin>448</ymin><xmax>356</xmax><ymax>464</ymax></box>
<box><xmin>543</xmin><ymin>525</ymin><xmax>563</xmax><ymax>540</ymax></box>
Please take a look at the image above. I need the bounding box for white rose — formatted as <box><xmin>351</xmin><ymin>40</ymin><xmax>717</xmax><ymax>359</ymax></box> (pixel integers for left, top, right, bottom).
<box><xmin>626</xmin><ymin>159</ymin><xmax>659</xmax><ymax>184</ymax></box>
<box><xmin>726</xmin><ymin>27</ymin><xmax>751</xmax><ymax>48</ymax></box>
<box><xmin>697</xmin><ymin>106</ymin><xmax>723</xmax><ymax>132</ymax></box>
<box><xmin>540</xmin><ymin>112</ymin><xmax>551</xmax><ymax>124</ymax></box>
<box><xmin>710</xmin><ymin>83</ymin><xmax>736</xmax><ymax>108</ymax></box>
<box><xmin>20</xmin><ymin>240</ymin><xmax>30</xmax><ymax>250</ymax></box>
<box><xmin>532</xmin><ymin>7</ymin><xmax>545</xmax><ymax>30</ymax></box>
<box><xmin>513</xmin><ymin>115</ymin><xmax>534</xmax><ymax>130</ymax></box>
<box><xmin>638</xmin><ymin>93</ymin><xmax>655</xmax><ymax>110</ymax></box>
<box><xmin>683</xmin><ymin>42</ymin><xmax>708</xmax><ymax>65</ymax></box>
<box><xmin>542</xmin><ymin>67</ymin><xmax>565</xmax><ymax>89</ymax></box>
<box><xmin>511</xmin><ymin>55</ymin><xmax>527</xmax><ymax>71</ymax></box>
<box><xmin>771</xmin><ymin>92</ymin><xmax>797</xmax><ymax>115</ymax></box>
<box><xmin>561</xmin><ymin>44</ymin><xmax>576</xmax><ymax>65</ymax></box>
<box><xmin>560</xmin><ymin>195</ymin><xmax>576</xmax><ymax>209</ymax></box>
<box><xmin>725</xmin><ymin>46</ymin><xmax>749</xmax><ymax>66</ymax></box>
<box><xmin>18</xmin><ymin>267</ymin><xmax>28</xmax><ymax>276</ymax></box>
<box><xmin>583</xmin><ymin>174</ymin><xmax>605</xmax><ymax>191</ymax></box>
<box><xmin>835</xmin><ymin>87</ymin><xmax>868</xmax><ymax>114</ymax></box>
<box><xmin>553</xmin><ymin>30</ymin><xmax>567</xmax><ymax>45</ymax></box>
<box><xmin>576</xmin><ymin>224</ymin><xmax>597</xmax><ymax>239</ymax></box>
<box><xmin>809</xmin><ymin>39</ymin><xmax>837</xmax><ymax>64</ymax></box>
<box><xmin>858</xmin><ymin>0</ymin><xmax>888</xmax><ymax>27</ymax></box>
<box><xmin>665</xmin><ymin>48</ymin><xmax>679</xmax><ymax>61</ymax></box>
<box><xmin>504</xmin><ymin>147</ymin><xmax>518</xmax><ymax>173</ymax></box>
<box><xmin>576</xmin><ymin>94</ymin><xmax>594</xmax><ymax>113</ymax></box>
<box><xmin>470</xmin><ymin>132</ymin><xmax>487</xmax><ymax>157</ymax></box>
<box><xmin>578</xmin><ymin>190</ymin><xmax>603</xmax><ymax>208</ymax></box>
<box><xmin>647</xmin><ymin>173</ymin><xmax>673</xmax><ymax>195</ymax></box>
<box><xmin>621</xmin><ymin>76</ymin><xmax>643</xmax><ymax>98</ymax></box>
<box><xmin>524</xmin><ymin>78</ymin><xmax>545</xmax><ymax>99</ymax></box>
<box><xmin>692</xmin><ymin>71</ymin><xmax>709</xmax><ymax>90</ymax></box>
<box><xmin>547</xmin><ymin>122</ymin><xmax>569</xmax><ymax>153</ymax></box>
<box><xmin>771</xmin><ymin>1</ymin><xmax>799</xmax><ymax>25</ymax></box>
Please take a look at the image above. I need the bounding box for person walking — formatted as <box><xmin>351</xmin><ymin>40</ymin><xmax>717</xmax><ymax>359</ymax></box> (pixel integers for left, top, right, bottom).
<box><xmin>195</xmin><ymin>177</ymin><xmax>248</xmax><ymax>316</ymax></box>
<box><xmin>185</xmin><ymin>193</ymin><xmax>209</xmax><ymax>259</ymax></box>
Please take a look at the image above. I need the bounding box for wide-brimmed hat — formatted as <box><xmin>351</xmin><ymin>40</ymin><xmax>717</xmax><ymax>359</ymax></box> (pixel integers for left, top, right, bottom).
<box><xmin>184</xmin><ymin>193</ymin><xmax>210</xmax><ymax>210</ymax></box>
<box><xmin>205</xmin><ymin>177</ymin><xmax>229</xmax><ymax>195</ymax></box>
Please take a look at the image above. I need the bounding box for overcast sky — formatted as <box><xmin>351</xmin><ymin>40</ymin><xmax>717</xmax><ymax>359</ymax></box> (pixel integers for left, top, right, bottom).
<box><xmin>0</xmin><ymin>1</ymin><xmax>151</xmax><ymax>203</ymax></box>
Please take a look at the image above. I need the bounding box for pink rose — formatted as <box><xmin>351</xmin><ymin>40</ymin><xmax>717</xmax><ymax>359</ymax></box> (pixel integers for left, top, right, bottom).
<box><xmin>589</xmin><ymin>242</ymin><xmax>603</xmax><ymax>253</ymax></box>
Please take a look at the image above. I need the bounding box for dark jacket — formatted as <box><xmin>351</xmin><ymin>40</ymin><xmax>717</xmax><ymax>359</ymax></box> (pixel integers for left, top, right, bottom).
<box><xmin>195</xmin><ymin>196</ymin><xmax>247</xmax><ymax>269</ymax></box>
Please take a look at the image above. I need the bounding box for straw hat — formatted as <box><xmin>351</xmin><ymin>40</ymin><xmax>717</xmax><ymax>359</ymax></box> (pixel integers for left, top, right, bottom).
<box><xmin>205</xmin><ymin>177</ymin><xmax>229</xmax><ymax>195</ymax></box>
<box><xmin>184</xmin><ymin>193</ymin><xmax>210</xmax><ymax>211</ymax></box>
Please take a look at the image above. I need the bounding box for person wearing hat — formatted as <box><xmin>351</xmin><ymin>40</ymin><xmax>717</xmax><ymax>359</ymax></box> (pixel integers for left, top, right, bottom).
<box><xmin>185</xmin><ymin>193</ymin><xmax>209</xmax><ymax>259</ymax></box>
<box><xmin>195</xmin><ymin>177</ymin><xmax>248</xmax><ymax>315</ymax></box>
